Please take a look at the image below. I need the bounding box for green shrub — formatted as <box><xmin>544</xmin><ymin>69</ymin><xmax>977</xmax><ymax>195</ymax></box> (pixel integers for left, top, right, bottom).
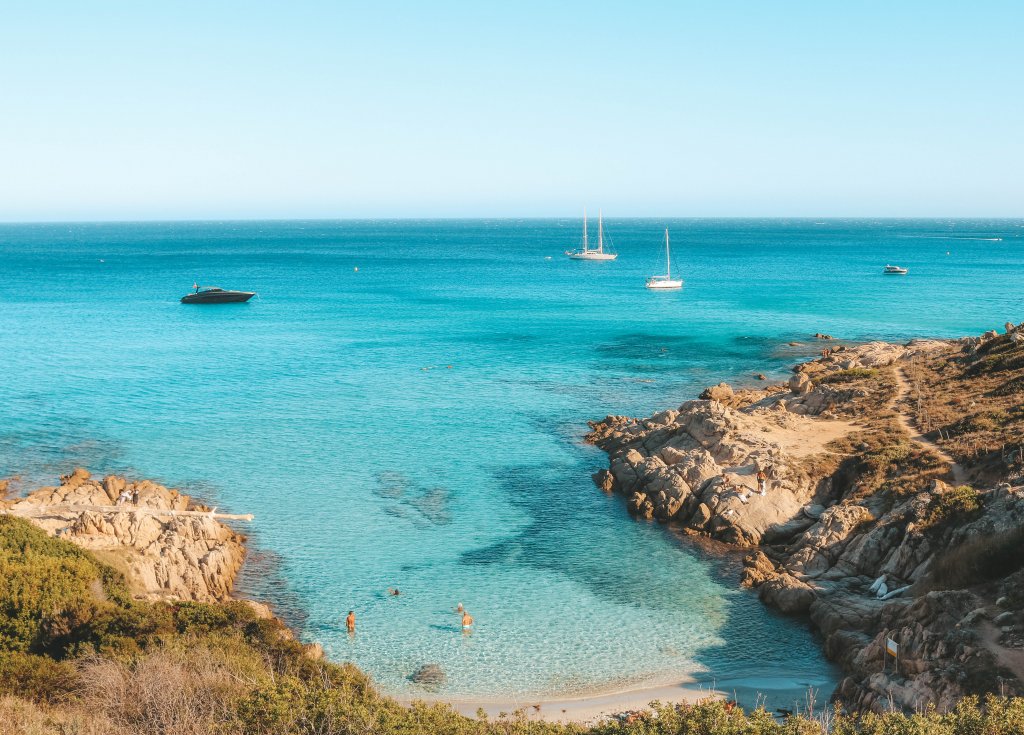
<box><xmin>823</xmin><ymin>368</ymin><xmax>880</xmax><ymax>384</ymax></box>
<box><xmin>0</xmin><ymin>516</ymin><xmax>130</xmax><ymax>655</ymax></box>
<box><xmin>0</xmin><ymin>652</ymin><xmax>78</xmax><ymax>703</ymax></box>
<box><xmin>921</xmin><ymin>485</ymin><xmax>982</xmax><ymax>530</ymax></box>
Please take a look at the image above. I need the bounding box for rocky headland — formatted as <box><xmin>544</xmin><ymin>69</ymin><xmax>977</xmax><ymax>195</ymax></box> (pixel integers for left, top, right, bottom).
<box><xmin>587</xmin><ymin>324</ymin><xmax>1024</xmax><ymax>713</ymax></box>
<box><xmin>0</xmin><ymin>468</ymin><xmax>247</xmax><ymax>603</ymax></box>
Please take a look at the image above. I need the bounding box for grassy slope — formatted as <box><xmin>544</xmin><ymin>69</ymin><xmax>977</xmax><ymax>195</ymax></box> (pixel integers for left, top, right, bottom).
<box><xmin>905</xmin><ymin>332</ymin><xmax>1024</xmax><ymax>483</ymax></box>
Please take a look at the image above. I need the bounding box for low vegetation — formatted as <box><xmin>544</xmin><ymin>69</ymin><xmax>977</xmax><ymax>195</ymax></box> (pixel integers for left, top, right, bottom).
<box><xmin>920</xmin><ymin>485</ymin><xmax>982</xmax><ymax>530</ymax></box>
<box><xmin>923</xmin><ymin>525</ymin><xmax>1024</xmax><ymax>591</ymax></box>
<box><xmin>820</xmin><ymin>367</ymin><xmax>880</xmax><ymax>384</ymax></box>
<box><xmin>824</xmin><ymin>419</ymin><xmax>948</xmax><ymax>506</ymax></box>
<box><xmin>3</xmin><ymin>514</ymin><xmax>1024</xmax><ymax>734</ymax></box>
<box><xmin>903</xmin><ymin>333</ymin><xmax>1024</xmax><ymax>482</ymax></box>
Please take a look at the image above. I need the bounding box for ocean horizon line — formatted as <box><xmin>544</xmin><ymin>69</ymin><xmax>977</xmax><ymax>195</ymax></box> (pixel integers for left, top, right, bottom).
<box><xmin>1</xmin><ymin>215</ymin><xmax>1023</xmax><ymax>226</ymax></box>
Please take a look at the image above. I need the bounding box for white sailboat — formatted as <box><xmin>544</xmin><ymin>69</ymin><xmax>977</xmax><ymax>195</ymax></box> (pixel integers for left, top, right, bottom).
<box><xmin>566</xmin><ymin>209</ymin><xmax>617</xmax><ymax>260</ymax></box>
<box><xmin>645</xmin><ymin>229</ymin><xmax>683</xmax><ymax>290</ymax></box>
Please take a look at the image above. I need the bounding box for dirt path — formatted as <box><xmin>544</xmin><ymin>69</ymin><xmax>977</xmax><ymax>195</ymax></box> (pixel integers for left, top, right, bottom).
<box><xmin>979</xmin><ymin>622</ymin><xmax>1024</xmax><ymax>686</ymax></box>
<box><xmin>893</xmin><ymin>368</ymin><xmax>968</xmax><ymax>485</ymax></box>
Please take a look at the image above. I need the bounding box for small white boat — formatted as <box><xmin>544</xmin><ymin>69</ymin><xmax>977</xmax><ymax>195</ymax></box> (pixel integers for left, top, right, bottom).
<box><xmin>884</xmin><ymin>264</ymin><xmax>909</xmax><ymax>275</ymax></box>
<box><xmin>566</xmin><ymin>209</ymin><xmax>617</xmax><ymax>260</ymax></box>
<box><xmin>646</xmin><ymin>229</ymin><xmax>683</xmax><ymax>290</ymax></box>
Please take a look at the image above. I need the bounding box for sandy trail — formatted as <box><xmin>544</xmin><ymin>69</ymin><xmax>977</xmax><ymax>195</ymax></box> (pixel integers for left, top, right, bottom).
<box><xmin>893</xmin><ymin>368</ymin><xmax>967</xmax><ymax>485</ymax></box>
<box><xmin>753</xmin><ymin>413</ymin><xmax>858</xmax><ymax>459</ymax></box>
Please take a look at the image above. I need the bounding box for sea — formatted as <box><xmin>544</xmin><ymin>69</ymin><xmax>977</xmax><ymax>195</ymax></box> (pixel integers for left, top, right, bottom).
<box><xmin>2</xmin><ymin>218</ymin><xmax>1022</xmax><ymax>708</ymax></box>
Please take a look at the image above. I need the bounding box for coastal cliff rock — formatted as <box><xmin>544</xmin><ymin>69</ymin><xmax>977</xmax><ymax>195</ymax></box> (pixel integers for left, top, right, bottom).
<box><xmin>588</xmin><ymin>330</ymin><xmax>1024</xmax><ymax>714</ymax></box>
<box><xmin>1</xmin><ymin>469</ymin><xmax>246</xmax><ymax>602</ymax></box>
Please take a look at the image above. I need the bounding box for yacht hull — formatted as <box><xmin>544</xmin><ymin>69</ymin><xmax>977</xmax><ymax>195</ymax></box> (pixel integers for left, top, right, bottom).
<box><xmin>181</xmin><ymin>291</ymin><xmax>255</xmax><ymax>304</ymax></box>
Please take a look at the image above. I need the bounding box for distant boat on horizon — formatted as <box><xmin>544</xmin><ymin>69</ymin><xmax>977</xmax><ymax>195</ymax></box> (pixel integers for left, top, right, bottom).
<box><xmin>883</xmin><ymin>265</ymin><xmax>909</xmax><ymax>275</ymax></box>
<box><xmin>566</xmin><ymin>209</ymin><xmax>617</xmax><ymax>260</ymax></box>
<box><xmin>646</xmin><ymin>229</ymin><xmax>683</xmax><ymax>290</ymax></box>
<box><xmin>181</xmin><ymin>284</ymin><xmax>256</xmax><ymax>303</ymax></box>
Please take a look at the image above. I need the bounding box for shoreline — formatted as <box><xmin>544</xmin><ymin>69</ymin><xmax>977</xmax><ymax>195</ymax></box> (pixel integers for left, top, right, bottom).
<box><xmin>395</xmin><ymin>677</ymin><xmax>715</xmax><ymax>724</ymax></box>
<box><xmin>392</xmin><ymin>670</ymin><xmax>833</xmax><ymax>724</ymax></box>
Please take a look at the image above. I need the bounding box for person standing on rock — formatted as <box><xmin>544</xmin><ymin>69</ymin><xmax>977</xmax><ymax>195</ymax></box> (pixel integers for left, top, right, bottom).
<box><xmin>131</xmin><ymin>488</ymin><xmax>140</xmax><ymax>505</ymax></box>
<box><xmin>757</xmin><ymin>470</ymin><xmax>768</xmax><ymax>495</ymax></box>
<box><xmin>345</xmin><ymin>610</ymin><xmax>356</xmax><ymax>634</ymax></box>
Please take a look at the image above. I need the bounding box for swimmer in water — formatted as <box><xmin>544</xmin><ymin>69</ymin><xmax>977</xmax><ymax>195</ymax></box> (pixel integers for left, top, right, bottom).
<box><xmin>345</xmin><ymin>610</ymin><xmax>356</xmax><ymax>633</ymax></box>
<box><xmin>461</xmin><ymin>611</ymin><xmax>474</xmax><ymax>631</ymax></box>
<box><xmin>456</xmin><ymin>602</ymin><xmax>464</xmax><ymax>613</ymax></box>
<box><xmin>388</xmin><ymin>588</ymin><xmax>400</xmax><ymax>596</ymax></box>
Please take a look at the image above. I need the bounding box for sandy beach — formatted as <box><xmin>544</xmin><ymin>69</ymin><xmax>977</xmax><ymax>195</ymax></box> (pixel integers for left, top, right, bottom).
<box><xmin>397</xmin><ymin>677</ymin><xmax>716</xmax><ymax>724</ymax></box>
<box><xmin>396</xmin><ymin>673</ymin><xmax>829</xmax><ymax>724</ymax></box>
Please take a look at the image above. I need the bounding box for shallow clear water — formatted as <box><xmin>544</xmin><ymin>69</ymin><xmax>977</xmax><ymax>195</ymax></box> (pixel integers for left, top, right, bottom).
<box><xmin>2</xmin><ymin>219</ymin><xmax>1022</xmax><ymax>704</ymax></box>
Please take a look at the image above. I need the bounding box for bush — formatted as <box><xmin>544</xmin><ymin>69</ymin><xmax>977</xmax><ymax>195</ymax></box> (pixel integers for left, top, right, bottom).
<box><xmin>924</xmin><ymin>526</ymin><xmax>1024</xmax><ymax>591</ymax></box>
<box><xmin>0</xmin><ymin>652</ymin><xmax>78</xmax><ymax>704</ymax></box>
<box><xmin>0</xmin><ymin>516</ymin><xmax>130</xmax><ymax>655</ymax></box>
<box><xmin>921</xmin><ymin>485</ymin><xmax>982</xmax><ymax>530</ymax></box>
<box><xmin>823</xmin><ymin>368</ymin><xmax>880</xmax><ymax>384</ymax></box>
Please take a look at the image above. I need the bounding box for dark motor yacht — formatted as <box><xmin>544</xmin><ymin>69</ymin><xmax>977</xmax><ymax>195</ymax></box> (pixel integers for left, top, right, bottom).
<box><xmin>181</xmin><ymin>285</ymin><xmax>256</xmax><ymax>304</ymax></box>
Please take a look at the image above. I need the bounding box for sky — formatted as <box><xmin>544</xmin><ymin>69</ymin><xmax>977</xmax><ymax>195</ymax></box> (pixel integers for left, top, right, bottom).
<box><xmin>1</xmin><ymin>1</ymin><xmax>1022</xmax><ymax>220</ymax></box>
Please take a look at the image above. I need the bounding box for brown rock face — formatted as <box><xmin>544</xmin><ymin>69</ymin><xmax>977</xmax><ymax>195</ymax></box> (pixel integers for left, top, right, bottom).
<box><xmin>587</xmin><ymin>398</ymin><xmax>833</xmax><ymax>547</ymax></box>
<box><xmin>700</xmin><ymin>382</ymin><xmax>735</xmax><ymax>403</ymax></box>
<box><xmin>758</xmin><ymin>573</ymin><xmax>816</xmax><ymax>614</ymax></box>
<box><xmin>586</xmin><ymin>334</ymin><xmax>1024</xmax><ymax>714</ymax></box>
<box><xmin>6</xmin><ymin>470</ymin><xmax>246</xmax><ymax>602</ymax></box>
<box><xmin>788</xmin><ymin>372</ymin><xmax>813</xmax><ymax>395</ymax></box>
<box><xmin>740</xmin><ymin>551</ymin><xmax>776</xmax><ymax>587</ymax></box>
<box><xmin>592</xmin><ymin>469</ymin><xmax>614</xmax><ymax>492</ymax></box>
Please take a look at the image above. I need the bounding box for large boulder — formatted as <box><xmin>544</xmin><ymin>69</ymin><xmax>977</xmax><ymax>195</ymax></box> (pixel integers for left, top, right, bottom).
<box><xmin>789</xmin><ymin>372</ymin><xmax>813</xmax><ymax>395</ymax></box>
<box><xmin>758</xmin><ymin>573</ymin><xmax>817</xmax><ymax>614</ymax></box>
<box><xmin>741</xmin><ymin>551</ymin><xmax>776</xmax><ymax>588</ymax></box>
<box><xmin>700</xmin><ymin>382</ymin><xmax>735</xmax><ymax>404</ymax></box>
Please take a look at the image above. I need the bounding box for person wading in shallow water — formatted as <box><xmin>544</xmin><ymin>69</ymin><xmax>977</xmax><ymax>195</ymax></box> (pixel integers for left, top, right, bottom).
<box><xmin>461</xmin><ymin>610</ymin><xmax>474</xmax><ymax>632</ymax></box>
<box><xmin>345</xmin><ymin>610</ymin><xmax>356</xmax><ymax>634</ymax></box>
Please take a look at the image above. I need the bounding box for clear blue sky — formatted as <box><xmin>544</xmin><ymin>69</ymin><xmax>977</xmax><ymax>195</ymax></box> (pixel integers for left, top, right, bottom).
<box><xmin>2</xmin><ymin>1</ymin><xmax>1021</xmax><ymax>220</ymax></box>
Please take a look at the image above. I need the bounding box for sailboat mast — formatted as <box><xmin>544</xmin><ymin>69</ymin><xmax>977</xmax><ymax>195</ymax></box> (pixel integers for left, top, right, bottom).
<box><xmin>598</xmin><ymin>210</ymin><xmax>604</xmax><ymax>253</ymax></box>
<box><xmin>583</xmin><ymin>208</ymin><xmax>588</xmax><ymax>252</ymax></box>
<box><xmin>665</xmin><ymin>229</ymin><xmax>671</xmax><ymax>276</ymax></box>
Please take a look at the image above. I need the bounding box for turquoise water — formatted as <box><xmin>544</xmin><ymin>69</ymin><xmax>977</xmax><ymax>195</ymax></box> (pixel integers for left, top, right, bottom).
<box><xmin>2</xmin><ymin>219</ymin><xmax>1022</xmax><ymax>705</ymax></box>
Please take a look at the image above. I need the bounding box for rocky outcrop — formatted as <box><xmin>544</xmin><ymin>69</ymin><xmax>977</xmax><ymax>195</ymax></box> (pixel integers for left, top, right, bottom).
<box><xmin>588</xmin><ymin>334</ymin><xmax>1024</xmax><ymax>714</ymax></box>
<box><xmin>758</xmin><ymin>573</ymin><xmax>816</xmax><ymax>614</ymax></box>
<box><xmin>2</xmin><ymin>469</ymin><xmax>246</xmax><ymax>602</ymax></box>
<box><xmin>588</xmin><ymin>398</ymin><xmax>820</xmax><ymax>546</ymax></box>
